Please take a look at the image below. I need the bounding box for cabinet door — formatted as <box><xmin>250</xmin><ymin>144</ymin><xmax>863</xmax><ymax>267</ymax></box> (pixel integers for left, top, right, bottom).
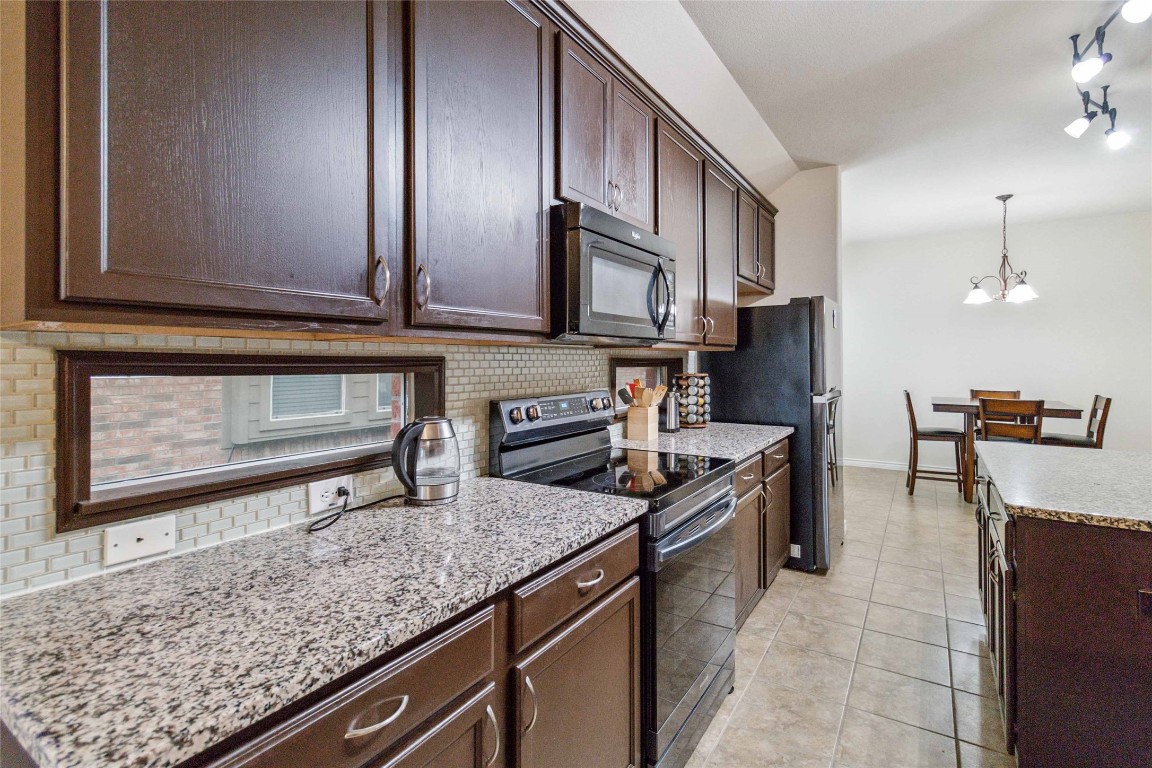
<box><xmin>762</xmin><ymin>465</ymin><xmax>791</xmax><ymax>586</ymax></box>
<box><xmin>702</xmin><ymin>163</ymin><xmax>738</xmax><ymax>346</ymax></box>
<box><xmin>757</xmin><ymin>207</ymin><xmax>776</xmax><ymax>291</ymax></box>
<box><xmin>410</xmin><ymin>0</ymin><xmax>551</xmax><ymax>333</ymax></box>
<box><xmin>557</xmin><ymin>33</ymin><xmax>612</xmax><ymax>212</ymax></box>
<box><xmin>736</xmin><ymin>191</ymin><xmax>759</xmax><ymax>283</ymax></box>
<box><xmin>374</xmin><ymin>684</ymin><xmax>499</xmax><ymax>768</ymax></box>
<box><xmin>60</xmin><ymin>1</ymin><xmax>396</xmax><ymax>322</ymax></box>
<box><xmin>513</xmin><ymin>579</ymin><xmax>640</xmax><ymax>768</ymax></box>
<box><xmin>655</xmin><ymin>121</ymin><xmax>704</xmax><ymax>344</ymax></box>
<box><xmin>609</xmin><ymin>81</ymin><xmax>655</xmax><ymax>231</ymax></box>
<box><xmin>735</xmin><ymin>489</ymin><xmax>763</xmax><ymax>628</ymax></box>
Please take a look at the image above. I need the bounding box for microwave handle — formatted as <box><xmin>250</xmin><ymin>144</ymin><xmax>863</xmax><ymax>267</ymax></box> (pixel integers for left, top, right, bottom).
<box><xmin>656</xmin><ymin>261</ymin><xmax>672</xmax><ymax>335</ymax></box>
<box><xmin>646</xmin><ymin>267</ymin><xmax>660</xmax><ymax>328</ymax></box>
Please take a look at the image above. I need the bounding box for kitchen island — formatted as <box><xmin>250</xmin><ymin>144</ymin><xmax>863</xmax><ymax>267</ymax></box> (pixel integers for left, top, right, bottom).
<box><xmin>0</xmin><ymin>478</ymin><xmax>647</xmax><ymax>768</ymax></box>
<box><xmin>974</xmin><ymin>442</ymin><xmax>1151</xmax><ymax>768</ymax></box>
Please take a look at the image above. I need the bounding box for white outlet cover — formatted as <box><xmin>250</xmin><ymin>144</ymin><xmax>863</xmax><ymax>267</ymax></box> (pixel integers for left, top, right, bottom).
<box><xmin>104</xmin><ymin>516</ymin><xmax>176</xmax><ymax>566</ymax></box>
<box><xmin>307</xmin><ymin>475</ymin><xmax>354</xmax><ymax>515</ymax></box>
<box><xmin>790</xmin><ymin>544</ymin><xmax>801</xmax><ymax>558</ymax></box>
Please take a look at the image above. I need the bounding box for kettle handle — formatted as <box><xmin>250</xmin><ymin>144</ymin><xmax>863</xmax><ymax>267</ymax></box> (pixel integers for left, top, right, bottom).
<box><xmin>391</xmin><ymin>421</ymin><xmax>424</xmax><ymax>493</ymax></box>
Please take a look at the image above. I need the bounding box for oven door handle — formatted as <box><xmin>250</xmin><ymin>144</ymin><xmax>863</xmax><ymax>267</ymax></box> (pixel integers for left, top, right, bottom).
<box><xmin>652</xmin><ymin>495</ymin><xmax>737</xmax><ymax>568</ymax></box>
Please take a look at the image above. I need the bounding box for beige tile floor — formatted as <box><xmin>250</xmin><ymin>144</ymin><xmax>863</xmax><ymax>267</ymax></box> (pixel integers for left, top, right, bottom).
<box><xmin>687</xmin><ymin>466</ymin><xmax>1017</xmax><ymax>768</ymax></box>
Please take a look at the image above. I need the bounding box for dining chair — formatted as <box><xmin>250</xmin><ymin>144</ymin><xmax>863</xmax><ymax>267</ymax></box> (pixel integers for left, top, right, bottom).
<box><xmin>1041</xmin><ymin>395</ymin><xmax>1111</xmax><ymax>449</ymax></box>
<box><xmin>970</xmin><ymin>389</ymin><xmax>1024</xmax><ymax>430</ymax></box>
<box><xmin>978</xmin><ymin>398</ymin><xmax>1045</xmax><ymax>443</ymax></box>
<box><xmin>904</xmin><ymin>391</ymin><xmax>964</xmax><ymax>495</ymax></box>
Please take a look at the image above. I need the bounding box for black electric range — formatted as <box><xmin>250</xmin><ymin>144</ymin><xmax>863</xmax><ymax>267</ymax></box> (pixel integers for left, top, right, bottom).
<box><xmin>489</xmin><ymin>391</ymin><xmax>737</xmax><ymax>768</ymax></box>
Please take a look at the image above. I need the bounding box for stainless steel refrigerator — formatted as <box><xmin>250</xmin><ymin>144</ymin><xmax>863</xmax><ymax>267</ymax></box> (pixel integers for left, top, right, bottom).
<box><xmin>700</xmin><ymin>297</ymin><xmax>844</xmax><ymax>571</ymax></box>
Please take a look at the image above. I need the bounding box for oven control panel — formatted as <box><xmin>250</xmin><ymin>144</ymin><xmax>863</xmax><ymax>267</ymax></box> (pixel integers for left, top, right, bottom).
<box><xmin>489</xmin><ymin>390</ymin><xmax>615</xmax><ymax>446</ymax></box>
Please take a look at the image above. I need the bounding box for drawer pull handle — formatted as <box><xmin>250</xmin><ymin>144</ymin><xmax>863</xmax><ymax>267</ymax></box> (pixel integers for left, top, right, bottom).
<box><xmin>483</xmin><ymin>704</ymin><xmax>500</xmax><ymax>766</ymax></box>
<box><xmin>576</xmin><ymin>568</ymin><xmax>605</xmax><ymax>592</ymax></box>
<box><xmin>740</xmin><ymin>473</ymin><xmax>756</xmax><ymax>481</ymax></box>
<box><xmin>523</xmin><ymin>675</ymin><xmax>539</xmax><ymax>734</ymax></box>
<box><xmin>344</xmin><ymin>694</ymin><xmax>409</xmax><ymax>739</ymax></box>
<box><xmin>771</xmin><ymin>454</ymin><xmax>785</xmax><ymax>459</ymax></box>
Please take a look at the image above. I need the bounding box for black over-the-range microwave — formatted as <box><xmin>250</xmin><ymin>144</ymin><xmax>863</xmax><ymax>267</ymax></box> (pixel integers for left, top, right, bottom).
<box><xmin>550</xmin><ymin>202</ymin><xmax>677</xmax><ymax>345</ymax></box>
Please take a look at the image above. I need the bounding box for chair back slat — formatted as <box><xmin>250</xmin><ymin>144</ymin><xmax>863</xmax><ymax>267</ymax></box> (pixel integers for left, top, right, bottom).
<box><xmin>971</xmin><ymin>389</ymin><xmax>1022</xmax><ymax>424</ymax></box>
<box><xmin>903</xmin><ymin>390</ymin><xmax>918</xmax><ymax>435</ymax></box>
<box><xmin>979</xmin><ymin>398</ymin><xmax>1044</xmax><ymax>443</ymax></box>
<box><xmin>1087</xmin><ymin>395</ymin><xmax>1112</xmax><ymax>448</ymax></box>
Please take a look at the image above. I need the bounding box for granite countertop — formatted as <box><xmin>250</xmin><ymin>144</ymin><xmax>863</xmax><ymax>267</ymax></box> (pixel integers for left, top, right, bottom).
<box><xmin>0</xmin><ymin>478</ymin><xmax>648</xmax><ymax>768</ymax></box>
<box><xmin>975</xmin><ymin>442</ymin><xmax>1152</xmax><ymax>531</ymax></box>
<box><xmin>614</xmin><ymin>421</ymin><xmax>794</xmax><ymax>461</ymax></box>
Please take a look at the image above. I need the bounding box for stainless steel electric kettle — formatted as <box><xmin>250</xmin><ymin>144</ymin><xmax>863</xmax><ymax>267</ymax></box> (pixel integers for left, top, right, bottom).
<box><xmin>391</xmin><ymin>416</ymin><xmax>461</xmax><ymax>506</ymax></box>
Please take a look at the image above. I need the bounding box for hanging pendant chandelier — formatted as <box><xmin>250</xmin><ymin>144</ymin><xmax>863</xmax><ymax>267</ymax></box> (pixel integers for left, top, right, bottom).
<box><xmin>963</xmin><ymin>194</ymin><xmax>1038</xmax><ymax>305</ymax></box>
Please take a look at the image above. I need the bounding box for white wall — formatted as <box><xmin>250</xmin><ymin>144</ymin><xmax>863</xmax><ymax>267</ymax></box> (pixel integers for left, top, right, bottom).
<box><xmin>842</xmin><ymin>210</ymin><xmax>1152</xmax><ymax>470</ymax></box>
<box><xmin>565</xmin><ymin>0</ymin><xmax>798</xmax><ymax>195</ymax></box>
<box><xmin>749</xmin><ymin>166</ymin><xmax>842</xmax><ymax>307</ymax></box>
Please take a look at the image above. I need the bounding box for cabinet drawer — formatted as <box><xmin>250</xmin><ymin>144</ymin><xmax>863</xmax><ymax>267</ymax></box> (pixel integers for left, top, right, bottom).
<box><xmin>215</xmin><ymin>608</ymin><xmax>495</xmax><ymax>768</ymax></box>
<box><xmin>511</xmin><ymin>524</ymin><xmax>639</xmax><ymax>653</ymax></box>
<box><xmin>734</xmin><ymin>454</ymin><xmax>763</xmax><ymax>498</ymax></box>
<box><xmin>762</xmin><ymin>440</ymin><xmax>789</xmax><ymax>478</ymax></box>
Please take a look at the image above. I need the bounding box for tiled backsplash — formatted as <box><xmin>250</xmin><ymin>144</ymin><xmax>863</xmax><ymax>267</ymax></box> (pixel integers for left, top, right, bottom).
<box><xmin>0</xmin><ymin>330</ymin><xmax>681</xmax><ymax>596</ymax></box>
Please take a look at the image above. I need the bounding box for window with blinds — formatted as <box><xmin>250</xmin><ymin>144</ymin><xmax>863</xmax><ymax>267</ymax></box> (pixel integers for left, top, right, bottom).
<box><xmin>270</xmin><ymin>375</ymin><xmax>345</xmax><ymax>420</ymax></box>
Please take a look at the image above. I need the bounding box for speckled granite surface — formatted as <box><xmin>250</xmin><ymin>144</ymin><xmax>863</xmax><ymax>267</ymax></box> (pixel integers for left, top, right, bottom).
<box><xmin>976</xmin><ymin>442</ymin><xmax>1152</xmax><ymax>531</ymax></box>
<box><xmin>613</xmin><ymin>421</ymin><xmax>793</xmax><ymax>461</ymax></box>
<box><xmin>0</xmin><ymin>478</ymin><xmax>647</xmax><ymax>768</ymax></box>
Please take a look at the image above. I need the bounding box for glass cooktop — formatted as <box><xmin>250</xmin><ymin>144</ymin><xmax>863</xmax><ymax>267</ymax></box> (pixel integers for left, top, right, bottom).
<box><xmin>510</xmin><ymin>448</ymin><xmax>733</xmax><ymax>507</ymax></box>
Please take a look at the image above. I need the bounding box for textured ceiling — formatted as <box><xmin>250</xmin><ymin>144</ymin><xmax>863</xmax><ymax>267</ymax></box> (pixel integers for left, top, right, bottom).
<box><xmin>682</xmin><ymin>0</ymin><xmax>1152</xmax><ymax>243</ymax></box>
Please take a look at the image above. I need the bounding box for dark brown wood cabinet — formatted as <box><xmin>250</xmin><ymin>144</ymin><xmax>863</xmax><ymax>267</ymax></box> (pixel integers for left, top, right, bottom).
<box><xmin>513</xmin><ymin>578</ymin><xmax>641</xmax><ymax>768</ymax></box>
<box><xmin>557</xmin><ymin>33</ymin><xmax>654</xmax><ymax>232</ymax></box>
<box><xmin>57</xmin><ymin>0</ymin><xmax>399</xmax><ymax>324</ymax></box>
<box><xmin>762</xmin><ymin>463</ymin><xmax>791</xmax><ymax>585</ymax></box>
<box><xmin>736</xmin><ymin>191</ymin><xmax>759</xmax><ymax>284</ymax></box>
<box><xmin>655</xmin><ymin>120</ymin><xmax>705</xmax><ymax>344</ymax></box>
<box><xmin>373</xmin><ymin>684</ymin><xmax>499</xmax><ymax>768</ymax></box>
<box><xmin>702</xmin><ymin>163</ymin><xmax>738</xmax><ymax>347</ymax></box>
<box><xmin>756</xmin><ymin>207</ymin><xmax>776</xmax><ymax>292</ymax></box>
<box><xmin>409</xmin><ymin>0</ymin><xmax>552</xmax><ymax>333</ymax></box>
<box><xmin>734</xmin><ymin>488</ymin><xmax>763</xmax><ymax>628</ymax></box>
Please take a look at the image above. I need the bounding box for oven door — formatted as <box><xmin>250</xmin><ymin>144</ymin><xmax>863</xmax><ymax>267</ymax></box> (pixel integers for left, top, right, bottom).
<box><xmin>574</xmin><ymin>228</ymin><xmax>674</xmax><ymax>341</ymax></box>
<box><xmin>646</xmin><ymin>491</ymin><xmax>737</xmax><ymax>766</ymax></box>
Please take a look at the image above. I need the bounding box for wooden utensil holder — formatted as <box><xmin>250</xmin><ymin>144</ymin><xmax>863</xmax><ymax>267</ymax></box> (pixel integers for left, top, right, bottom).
<box><xmin>626</xmin><ymin>406</ymin><xmax>659</xmax><ymax>441</ymax></box>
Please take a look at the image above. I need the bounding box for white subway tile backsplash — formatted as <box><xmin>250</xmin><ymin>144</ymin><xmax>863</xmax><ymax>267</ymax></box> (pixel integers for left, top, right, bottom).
<box><xmin>0</xmin><ymin>329</ymin><xmax>680</xmax><ymax>596</ymax></box>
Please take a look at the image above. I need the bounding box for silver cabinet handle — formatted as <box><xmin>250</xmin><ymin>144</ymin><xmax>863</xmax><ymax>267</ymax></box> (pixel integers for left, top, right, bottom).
<box><xmin>764</xmin><ymin>482</ymin><xmax>775</xmax><ymax>506</ymax></box>
<box><xmin>607</xmin><ymin>179</ymin><xmax>614</xmax><ymax>208</ymax></box>
<box><xmin>523</xmin><ymin>675</ymin><xmax>539</xmax><ymax>734</ymax></box>
<box><xmin>345</xmin><ymin>694</ymin><xmax>408</xmax><ymax>739</ymax></box>
<box><xmin>614</xmin><ymin>183</ymin><xmax>622</xmax><ymax>211</ymax></box>
<box><xmin>415</xmin><ymin>264</ymin><xmax>431</xmax><ymax>310</ymax></box>
<box><xmin>705</xmin><ymin>316</ymin><xmax>715</xmax><ymax>335</ymax></box>
<box><xmin>373</xmin><ymin>254</ymin><xmax>391</xmax><ymax>305</ymax></box>
<box><xmin>697</xmin><ymin>315</ymin><xmax>707</xmax><ymax>337</ymax></box>
<box><xmin>754</xmin><ymin>262</ymin><xmax>762</xmax><ymax>278</ymax></box>
<box><xmin>740</xmin><ymin>473</ymin><xmax>756</xmax><ymax>481</ymax></box>
<box><xmin>576</xmin><ymin>568</ymin><xmax>605</xmax><ymax>592</ymax></box>
<box><xmin>483</xmin><ymin>704</ymin><xmax>500</xmax><ymax>767</ymax></box>
<box><xmin>771</xmin><ymin>454</ymin><xmax>785</xmax><ymax>459</ymax></box>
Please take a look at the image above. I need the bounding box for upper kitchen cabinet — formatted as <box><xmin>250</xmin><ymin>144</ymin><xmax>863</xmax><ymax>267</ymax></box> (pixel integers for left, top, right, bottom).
<box><xmin>702</xmin><ymin>163</ymin><xmax>738</xmax><ymax>347</ymax></box>
<box><xmin>757</xmin><ymin>205</ymin><xmax>777</xmax><ymax>292</ymax></box>
<box><xmin>56</xmin><ymin>0</ymin><xmax>399</xmax><ymax>324</ymax></box>
<box><xmin>736</xmin><ymin>190</ymin><xmax>759</xmax><ymax>284</ymax></box>
<box><xmin>655</xmin><ymin>120</ymin><xmax>704</xmax><ymax>344</ymax></box>
<box><xmin>557</xmin><ymin>33</ymin><xmax>655</xmax><ymax>232</ymax></box>
<box><xmin>409</xmin><ymin>0</ymin><xmax>552</xmax><ymax>334</ymax></box>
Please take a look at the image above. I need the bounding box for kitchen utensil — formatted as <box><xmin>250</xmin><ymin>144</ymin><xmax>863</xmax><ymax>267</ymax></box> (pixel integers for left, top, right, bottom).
<box><xmin>618</xmin><ymin>387</ymin><xmax>634</xmax><ymax>405</ymax></box>
<box><xmin>391</xmin><ymin>416</ymin><xmax>460</xmax><ymax>506</ymax></box>
<box><xmin>652</xmin><ymin>385</ymin><xmax>667</xmax><ymax>405</ymax></box>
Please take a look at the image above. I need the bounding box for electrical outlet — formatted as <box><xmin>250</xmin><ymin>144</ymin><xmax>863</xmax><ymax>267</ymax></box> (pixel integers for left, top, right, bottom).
<box><xmin>790</xmin><ymin>544</ymin><xmax>801</xmax><ymax>558</ymax></box>
<box><xmin>307</xmin><ymin>475</ymin><xmax>354</xmax><ymax>515</ymax></box>
<box><xmin>104</xmin><ymin>516</ymin><xmax>176</xmax><ymax>566</ymax></box>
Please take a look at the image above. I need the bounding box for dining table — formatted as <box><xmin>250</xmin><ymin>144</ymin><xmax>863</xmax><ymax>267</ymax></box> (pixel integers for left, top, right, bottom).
<box><xmin>931</xmin><ymin>397</ymin><xmax>1084</xmax><ymax>502</ymax></box>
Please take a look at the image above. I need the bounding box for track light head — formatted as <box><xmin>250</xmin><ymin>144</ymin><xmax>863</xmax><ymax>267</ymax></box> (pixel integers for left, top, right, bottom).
<box><xmin>1064</xmin><ymin>112</ymin><xmax>1097</xmax><ymax>138</ymax></box>
<box><xmin>1122</xmin><ymin>0</ymin><xmax>1152</xmax><ymax>23</ymax></box>
<box><xmin>1072</xmin><ymin>53</ymin><xmax>1111</xmax><ymax>83</ymax></box>
<box><xmin>1106</xmin><ymin>128</ymin><xmax>1132</xmax><ymax>149</ymax></box>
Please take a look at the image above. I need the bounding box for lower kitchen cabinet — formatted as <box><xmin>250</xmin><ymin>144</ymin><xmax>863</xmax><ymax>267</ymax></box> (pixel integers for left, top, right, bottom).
<box><xmin>762</xmin><ymin>463</ymin><xmax>791</xmax><ymax>586</ymax></box>
<box><xmin>512</xmin><ymin>578</ymin><xmax>641</xmax><ymax>768</ymax></box>
<box><xmin>373</xmin><ymin>684</ymin><xmax>499</xmax><ymax>768</ymax></box>
<box><xmin>734</xmin><ymin>488</ymin><xmax>764</xmax><ymax>628</ymax></box>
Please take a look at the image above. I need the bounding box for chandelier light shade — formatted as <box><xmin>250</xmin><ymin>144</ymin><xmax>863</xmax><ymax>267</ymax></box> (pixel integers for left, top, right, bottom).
<box><xmin>964</xmin><ymin>194</ymin><xmax>1038</xmax><ymax>305</ymax></box>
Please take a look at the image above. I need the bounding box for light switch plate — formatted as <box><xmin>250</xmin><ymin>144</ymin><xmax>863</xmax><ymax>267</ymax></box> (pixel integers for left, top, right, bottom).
<box><xmin>790</xmin><ymin>544</ymin><xmax>801</xmax><ymax>558</ymax></box>
<box><xmin>104</xmin><ymin>516</ymin><xmax>176</xmax><ymax>566</ymax></box>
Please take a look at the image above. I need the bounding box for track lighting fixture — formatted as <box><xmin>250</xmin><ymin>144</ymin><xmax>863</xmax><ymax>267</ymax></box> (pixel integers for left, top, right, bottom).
<box><xmin>964</xmin><ymin>195</ymin><xmax>1037</xmax><ymax>306</ymax></box>
<box><xmin>1062</xmin><ymin>1</ymin><xmax>1148</xmax><ymax>147</ymax></box>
